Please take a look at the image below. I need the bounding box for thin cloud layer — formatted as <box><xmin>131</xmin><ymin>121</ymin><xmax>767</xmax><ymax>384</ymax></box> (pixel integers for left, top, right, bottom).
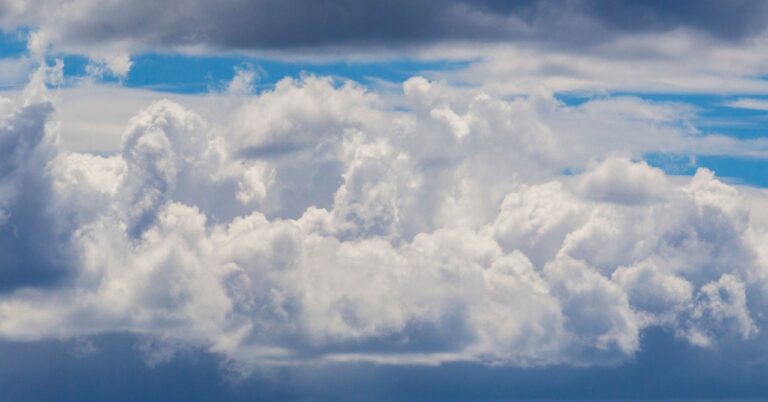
<box><xmin>1</xmin><ymin>67</ymin><xmax>768</xmax><ymax>369</ymax></box>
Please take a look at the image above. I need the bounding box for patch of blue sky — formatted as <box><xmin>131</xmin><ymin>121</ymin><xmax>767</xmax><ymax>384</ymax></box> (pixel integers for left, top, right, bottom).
<box><xmin>59</xmin><ymin>54</ymin><xmax>89</xmax><ymax>77</ymax></box>
<box><xmin>0</xmin><ymin>28</ymin><xmax>28</xmax><ymax>59</ymax></box>
<box><xmin>555</xmin><ymin>92</ymin><xmax>597</xmax><ymax>107</ymax></box>
<box><xmin>1</xmin><ymin>26</ymin><xmax>472</xmax><ymax>93</ymax></box>
<box><xmin>57</xmin><ymin>51</ymin><xmax>472</xmax><ymax>94</ymax></box>
<box><xmin>645</xmin><ymin>152</ymin><xmax>768</xmax><ymax>188</ymax></box>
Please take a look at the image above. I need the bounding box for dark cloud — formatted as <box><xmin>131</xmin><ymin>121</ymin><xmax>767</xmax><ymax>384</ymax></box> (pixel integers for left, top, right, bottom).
<box><xmin>4</xmin><ymin>328</ymin><xmax>768</xmax><ymax>401</ymax></box>
<box><xmin>584</xmin><ymin>0</ymin><xmax>768</xmax><ymax>41</ymax></box>
<box><xmin>6</xmin><ymin>0</ymin><xmax>768</xmax><ymax>52</ymax></box>
<box><xmin>56</xmin><ymin>0</ymin><xmax>520</xmax><ymax>49</ymax></box>
<box><xmin>0</xmin><ymin>102</ymin><xmax>76</xmax><ymax>292</ymax></box>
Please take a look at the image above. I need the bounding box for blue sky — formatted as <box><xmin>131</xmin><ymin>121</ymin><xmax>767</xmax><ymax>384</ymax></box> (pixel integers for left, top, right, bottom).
<box><xmin>4</xmin><ymin>2</ymin><xmax>768</xmax><ymax>401</ymax></box>
<box><xmin>61</xmin><ymin>52</ymin><xmax>473</xmax><ymax>93</ymax></box>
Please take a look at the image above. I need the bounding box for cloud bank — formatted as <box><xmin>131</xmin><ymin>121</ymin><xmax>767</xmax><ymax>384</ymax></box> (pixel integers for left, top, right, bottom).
<box><xmin>3</xmin><ymin>0</ymin><xmax>768</xmax><ymax>52</ymax></box>
<box><xmin>0</xmin><ymin>66</ymin><xmax>768</xmax><ymax>370</ymax></box>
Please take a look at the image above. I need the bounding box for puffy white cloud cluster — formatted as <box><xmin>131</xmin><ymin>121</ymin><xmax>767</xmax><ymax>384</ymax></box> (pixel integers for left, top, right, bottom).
<box><xmin>1</xmin><ymin>70</ymin><xmax>768</xmax><ymax>370</ymax></box>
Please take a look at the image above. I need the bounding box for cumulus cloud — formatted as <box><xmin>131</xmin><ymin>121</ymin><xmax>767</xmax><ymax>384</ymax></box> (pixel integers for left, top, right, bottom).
<box><xmin>0</xmin><ymin>69</ymin><xmax>767</xmax><ymax>371</ymax></box>
<box><xmin>576</xmin><ymin>157</ymin><xmax>672</xmax><ymax>204</ymax></box>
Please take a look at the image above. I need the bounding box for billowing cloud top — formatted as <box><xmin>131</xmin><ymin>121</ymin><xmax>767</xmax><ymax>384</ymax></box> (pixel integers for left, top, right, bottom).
<box><xmin>0</xmin><ymin>64</ymin><xmax>767</xmax><ymax>370</ymax></box>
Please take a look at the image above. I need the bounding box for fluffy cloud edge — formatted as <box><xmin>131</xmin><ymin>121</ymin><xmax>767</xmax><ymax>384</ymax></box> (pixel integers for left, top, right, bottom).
<box><xmin>0</xmin><ymin>66</ymin><xmax>767</xmax><ymax>371</ymax></box>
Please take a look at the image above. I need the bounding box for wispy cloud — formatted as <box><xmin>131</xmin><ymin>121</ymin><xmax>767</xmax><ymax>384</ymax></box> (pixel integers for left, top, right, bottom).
<box><xmin>725</xmin><ymin>97</ymin><xmax>768</xmax><ymax>111</ymax></box>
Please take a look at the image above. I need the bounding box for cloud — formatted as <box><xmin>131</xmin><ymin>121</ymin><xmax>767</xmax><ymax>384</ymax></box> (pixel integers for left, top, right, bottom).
<box><xmin>576</xmin><ymin>157</ymin><xmax>672</xmax><ymax>204</ymax></box>
<box><xmin>0</xmin><ymin>72</ymin><xmax>81</xmax><ymax>292</ymax></box>
<box><xmin>580</xmin><ymin>0</ymin><xmax>768</xmax><ymax>41</ymax></box>
<box><xmin>0</xmin><ymin>71</ymin><xmax>767</xmax><ymax>371</ymax></box>
<box><xmin>436</xmin><ymin>34</ymin><xmax>768</xmax><ymax>94</ymax></box>
<box><xmin>6</xmin><ymin>2</ymin><xmax>768</xmax><ymax>96</ymax></box>
<box><xmin>3</xmin><ymin>0</ymin><xmax>768</xmax><ymax>54</ymax></box>
<box><xmin>725</xmin><ymin>98</ymin><xmax>768</xmax><ymax>111</ymax></box>
<box><xmin>47</xmin><ymin>84</ymin><xmax>229</xmax><ymax>153</ymax></box>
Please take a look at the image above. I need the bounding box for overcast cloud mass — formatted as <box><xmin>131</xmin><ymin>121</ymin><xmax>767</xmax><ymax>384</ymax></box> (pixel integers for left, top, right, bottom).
<box><xmin>3</xmin><ymin>1</ymin><xmax>768</xmax><ymax>401</ymax></box>
<box><xmin>4</xmin><ymin>0</ymin><xmax>768</xmax><ymax>51</ymax></box>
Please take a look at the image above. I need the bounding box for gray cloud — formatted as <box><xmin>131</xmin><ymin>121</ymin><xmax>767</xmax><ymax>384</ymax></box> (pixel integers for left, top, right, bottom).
<box><xmin>3</xmin><ymin>0</ymin><xmax>768</xmax><ymax>53</ymax></box>
<box><xmin>0</xmin><ymin>101</ymin><xmax>77</xmax><ymax>292</ymax></box>
<box><xmin>583</xmin><ymin>0</ymin><xmax>768</xmax><ymax>41</ymax></box>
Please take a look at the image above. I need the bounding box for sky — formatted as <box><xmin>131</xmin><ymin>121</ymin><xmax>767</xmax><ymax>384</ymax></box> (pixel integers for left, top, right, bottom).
<box><xmin>3</xmin><ymin>1</ymin><xmax>768</xmax><ymax>401</ymax></box>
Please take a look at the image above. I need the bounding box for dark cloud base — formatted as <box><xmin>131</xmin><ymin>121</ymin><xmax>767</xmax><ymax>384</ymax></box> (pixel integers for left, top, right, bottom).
<box><xmin>3</xmin><ymin>328</ymin><xmax>768</xmax><ymax>401</ymax></box>
<box><xmin>6</xmin><ymin>0</ymin><xmax>768</xmax><ymax>53</ymax></box>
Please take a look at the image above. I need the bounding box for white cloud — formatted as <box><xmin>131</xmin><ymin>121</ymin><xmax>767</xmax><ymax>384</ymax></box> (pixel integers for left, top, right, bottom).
<box><xmin>85</xmin><ymin>52</ymin><xmax>132</xmax><ymax>79</ymax></box>
<box><xmin>226</xmin><ymin>65</ymin><xmax>260</xmax><ymax>95</ymax></box>
<box><xmin>576</xmin><ymin>157</ymin><xmax>672</xmax><ymax>204</ymax></box>
<box><xmin>0</xmin><ymin>71</ymin><xmax>767</xmax><ymax>371</ymax></box>
<box><xmin>429</xmin><ymin>33</ymin><xmax>768</xmax><ymax>95</ymax></box>
<box><xmin>725</xmin><ymin>98</ymin><xmax>768</xmax><ymax>111</ymax></box>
